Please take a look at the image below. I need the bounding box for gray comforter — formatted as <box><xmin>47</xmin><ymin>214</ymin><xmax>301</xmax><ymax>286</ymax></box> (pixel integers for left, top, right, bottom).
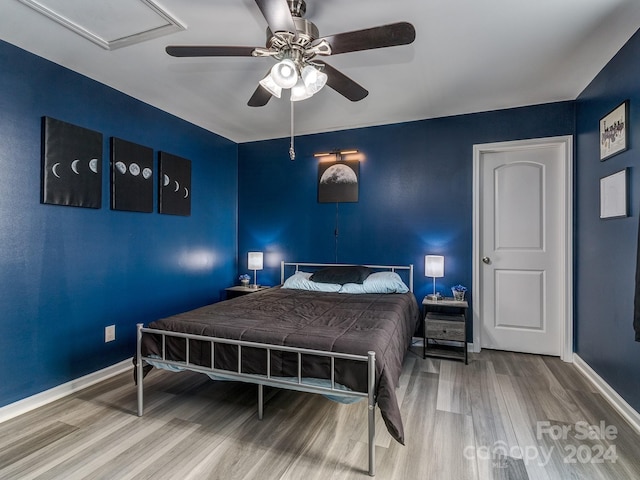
<box><xmin>141</xmin><ymin>287</ymin><xmax>420</xmax><ymax>444</ymax></box>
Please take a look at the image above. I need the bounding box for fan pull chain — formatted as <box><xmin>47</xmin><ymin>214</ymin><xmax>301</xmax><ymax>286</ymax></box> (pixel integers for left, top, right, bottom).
<box><xmin>289</xmin><ymin>100</ymin><xmax>296</xmax><ymax>161</ymax></box>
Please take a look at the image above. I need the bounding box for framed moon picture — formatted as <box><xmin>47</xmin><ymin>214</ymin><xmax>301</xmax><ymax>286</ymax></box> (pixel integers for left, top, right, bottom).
<box><xmin>110</xmin><ymin>137</ymin><xmax>153</xmax><ymax>213</ymax></box>
<box><xmin>41</xmin><ymin>116</ymin><xmax>102</xmax><ymax>208</ymax></box>
<box><xmin>318</xmin><ymin>160</ymin><xmax>359</xmax><ymax>203</ymax></box>
<box><xmin>158</xmin><ymin>151</ymin><xmax>191</xmax><ymax>216</ymax></box>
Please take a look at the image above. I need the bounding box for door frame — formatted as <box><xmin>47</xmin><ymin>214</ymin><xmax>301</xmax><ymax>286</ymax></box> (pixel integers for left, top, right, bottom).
<box><xmin>472</xmin><ymin>136</ymin><xmax>574</xmax><ymax>362</ymax></box>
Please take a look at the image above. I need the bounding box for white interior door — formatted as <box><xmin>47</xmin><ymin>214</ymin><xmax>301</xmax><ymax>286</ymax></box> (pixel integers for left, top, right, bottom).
<box><xmin>473</xmin><ymin>137</ymin><xmax>572</xmax><ymax>359</ymax></box>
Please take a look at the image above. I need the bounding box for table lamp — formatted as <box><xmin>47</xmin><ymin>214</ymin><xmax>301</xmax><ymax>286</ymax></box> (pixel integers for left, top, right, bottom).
<box><xmin>248</xmin><ymin>252</ymin><xmax>263</xmax><ymax>288</ymax></box>
<box><xmin>425</xmin><ymin>255</ymin><xmax>444</xmax><ymax>300</ymax></box>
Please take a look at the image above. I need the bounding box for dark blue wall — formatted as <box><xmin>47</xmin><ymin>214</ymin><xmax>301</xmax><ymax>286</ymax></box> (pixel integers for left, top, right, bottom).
<box><xmin>238</xmin><ymin>103</ymin><xmax>575</xmax><ymax>322</ymax></box>
<box><xmin>575</xmin><ymin>29</ymin><xmax>640</xmax><ymax>410</ymax></box>
<box><xmin>0</xmin><ymin>40</ymin><xmax>238</xmax><ymax>408</ymax></box>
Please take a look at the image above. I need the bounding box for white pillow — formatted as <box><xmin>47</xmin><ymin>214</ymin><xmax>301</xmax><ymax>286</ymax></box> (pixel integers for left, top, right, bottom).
<box><xmin>281</xmin><ymin>271</ymin><xmax>342</xmax><ymax>292</ymax></box>
<box><xmin>338</xmin><ymin>282</ymin><xmax>368</xmax><ymax>294</ymax></box>
<box><xmin>340</xmin><ymin>271</ymin><xmax>409</xmax><ymax>294</ymax></box>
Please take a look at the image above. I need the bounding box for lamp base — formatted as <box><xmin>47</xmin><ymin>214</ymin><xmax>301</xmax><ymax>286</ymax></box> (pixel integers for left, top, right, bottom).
<box><xmin>250</xmin><ymin>284</ymin><xmax>259</xmax><ymax>289</ymax></box>
<box><xmin>426</xmin><ymin>293</ymin><xmax>442</xmax><ymax>301</ymax></box>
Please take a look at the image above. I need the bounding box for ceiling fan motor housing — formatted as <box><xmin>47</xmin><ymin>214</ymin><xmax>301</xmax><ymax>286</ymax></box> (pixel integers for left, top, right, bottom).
<box><xmin>266</xmin><ymin>0</ymin><xmax>318</xmax><ymax>53</ymax></box>
<box><xmin>266</xmin><ymin>17</ymin><xmax>318</xmax><ymax>47</ymax></box>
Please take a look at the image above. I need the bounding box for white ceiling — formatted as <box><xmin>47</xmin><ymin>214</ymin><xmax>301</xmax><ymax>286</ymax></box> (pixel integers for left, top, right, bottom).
<box><xmin>1</xmin><ymin>0</ymin><xmax>640</xmax><ymax>143</ymax></box>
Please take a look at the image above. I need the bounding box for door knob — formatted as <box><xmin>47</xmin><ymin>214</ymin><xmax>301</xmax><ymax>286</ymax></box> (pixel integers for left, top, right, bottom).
<box><xmin>482</xmin><ymin>256</ymin><xmax>491</xmax><ymax>264</ymax></box>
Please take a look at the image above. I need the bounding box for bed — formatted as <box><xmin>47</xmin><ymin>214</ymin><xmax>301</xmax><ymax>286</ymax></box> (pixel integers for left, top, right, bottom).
<box><xmin>136</xmin><ymin>262</ymin><xmax>420</xmax><ymax>476</ymax></box>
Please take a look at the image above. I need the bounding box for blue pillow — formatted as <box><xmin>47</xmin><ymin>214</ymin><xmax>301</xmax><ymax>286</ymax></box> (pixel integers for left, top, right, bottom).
<box><xmin>339</xmin><ymin>271</ymin><xmax>409</xmax><ymax>294</ymax></box>
<box><xmin>281</xmin><ymin>271</ymin><xmax>342</xmax><ymax>292</ymax></box>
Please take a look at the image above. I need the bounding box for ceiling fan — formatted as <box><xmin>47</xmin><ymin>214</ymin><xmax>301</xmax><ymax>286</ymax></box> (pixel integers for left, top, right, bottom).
<box><xmin>165</xmin><ymin>0</ymin><xmax>416</xmax><ymax>107</ymax></box>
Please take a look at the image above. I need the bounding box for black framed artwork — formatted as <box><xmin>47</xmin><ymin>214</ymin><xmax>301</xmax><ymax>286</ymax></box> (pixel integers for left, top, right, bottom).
<box><xmin>600</xmin><ymin>100</ymin><xmax>629</xmax><ymax>161</ymax></box>
<box><xmin>318</xmin><ymin>160</ymin><xmax>359</xmax><ymax>203</ymax></box>
<box><xmin>41</xmin><ymin>116</ymin><xmax>102</xmax><ymax>208</ymax></box>
<box><xmin>158</xmin><ymin>151</ymin><xmax>191</xmax><ymax>216</ymax></box>
<box><xmin>110</xmin><ymin>137</ymin><xmax>154</xmax><ymax>213</ymax></box>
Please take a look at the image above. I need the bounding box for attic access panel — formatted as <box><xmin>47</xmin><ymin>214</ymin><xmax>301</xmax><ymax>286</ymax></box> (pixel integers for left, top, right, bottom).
<box><xmin>18</xmin><ymin>0</ymin><xmax>184</xmax><ymax>50</ymax></box>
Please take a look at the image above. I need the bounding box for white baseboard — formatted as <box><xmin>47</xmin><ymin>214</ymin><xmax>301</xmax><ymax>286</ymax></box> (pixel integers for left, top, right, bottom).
<box><xmin>573</xmin><ymin>354</ymin><xmax>640</xmax><ymax>435</ymax></box>
<box><xmin>0</xmin><ymin>358</ymin><xmax>133</xmax><ymax>425</ymax></box>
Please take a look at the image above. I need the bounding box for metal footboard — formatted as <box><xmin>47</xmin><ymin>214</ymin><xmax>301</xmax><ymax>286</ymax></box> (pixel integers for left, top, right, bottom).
<box><xmin>136</xmin><ymin>323</ymin><xmax>377</xmax><ymax>476</ymax></box>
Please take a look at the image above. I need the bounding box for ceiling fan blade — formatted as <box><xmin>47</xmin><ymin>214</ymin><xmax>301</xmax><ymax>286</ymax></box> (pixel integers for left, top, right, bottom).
<box><xmin>248</xmin><ymin>84</ymin><xmax>273</xmax><ymax>107</ymax></box>
<box><xmin>166</xmin><ymin>46</ymin><xmax>257</xmax><ymax>57</ymax></box>
<box><xmin>316</xmin><ymin>22</ymin><xmax>416</xmax><ymax>56</ymax></box>
<box><xmin>254</xmin><ymin>0</ymin><xmax>296</xmax><ymax>34</ymax></box>
<box><xmin>316</xmin><ymin>61</ymin><xmax>368</xmax><ymax>102</ymax></box>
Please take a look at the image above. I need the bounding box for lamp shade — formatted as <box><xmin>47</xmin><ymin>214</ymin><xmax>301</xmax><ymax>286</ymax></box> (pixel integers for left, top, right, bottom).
<box><xmin>425</xmin><ymin>255</ymin><xmax>444</xmax><ymax>277</ymax></box>
<box><xmin>270</xmin><ymin>59</ymin><xmax>298</xmax><ymax>89</ymax></box>
<box><xmin>290</xmin><ymin>78</ymin><xmax>313</xmax><ymax>102</ymax></box>
<box><xmin>301</xmin><ymin>65</ymin><xmax>327</xmax><ymax>95</ymax></box>
<box><xmin>248</xmin><ymin>251</ymin><xmax>264</xmax><ymax>271</ymax></box>
<box><xmin>259</xmin><ymin>74</ymin><xmax>282</xmax><ymax>98</ymax></box>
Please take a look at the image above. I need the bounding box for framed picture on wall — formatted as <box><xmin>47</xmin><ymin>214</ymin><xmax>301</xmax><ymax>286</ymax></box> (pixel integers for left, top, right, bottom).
<box><xmin>158</xmin><ymin>151</ymin><xmax>191</xmax><ymax>216</ymax></box>
<box><xmin>600</xmin><ymin>100</ymin><xmax>629</xmax><ymax>161</ymax></box>
<box><xmin>318</xmin><ymin>160</ymin><xmax>359</xmax><ymax>203</ymax></box>
<box><xmin>41</xmin><ymin>117</ymin><xmax>102</xmax><ymax>208</ymax></box>
<box><xmin>600</xmin><ymin>168</ymin><xmax>628</xmax><ymax>219</ymax></box>
<box><xmin>110</xmin><ymin>137</ymin><xmax>154</xmax><ymax>213</ymax></box>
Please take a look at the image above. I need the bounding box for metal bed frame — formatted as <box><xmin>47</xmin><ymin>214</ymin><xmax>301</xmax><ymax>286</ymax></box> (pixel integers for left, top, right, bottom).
<box><xmin>136</xmin><ymin>261</ymin><xmax>414</xmax><ymax>477</ymax></box>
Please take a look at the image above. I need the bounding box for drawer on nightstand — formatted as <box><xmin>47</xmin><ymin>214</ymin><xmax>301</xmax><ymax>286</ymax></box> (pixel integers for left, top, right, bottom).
<box><xmin>425</xmin><ymin>313</ymin><xmax>465</xmax><ymax>341</ymax></box>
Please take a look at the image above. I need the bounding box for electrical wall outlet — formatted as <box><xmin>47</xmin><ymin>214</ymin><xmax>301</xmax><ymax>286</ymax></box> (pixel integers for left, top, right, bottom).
<box><xmin>105</xmin><ymin>325</ymin><xmax>116</xmax><ymax>343</ymax></box>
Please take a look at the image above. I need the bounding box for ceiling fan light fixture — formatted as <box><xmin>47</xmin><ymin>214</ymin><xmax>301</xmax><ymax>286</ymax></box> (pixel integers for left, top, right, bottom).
<box><xmin>270</xmin><ymin>58</ymin><xmax>299</xmax><ymax>89</ymax></box>
<box><xmin>301</xmin><ymin>65</ymin><xmax>327</xmax><ymax>94</ymax></box>
<box><xmin>290</xmin><ymin>78</ymin><xmax>313</xmax><ymax>102</ymax></box>
<box><xmin>259</xmin><ymin>74</ymin><xmax>282</xmax><ymax>98</ymax></box>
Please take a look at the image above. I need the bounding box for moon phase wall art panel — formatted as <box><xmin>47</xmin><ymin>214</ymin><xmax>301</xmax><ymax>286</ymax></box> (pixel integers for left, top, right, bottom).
<box><xmin>41</xmin><ymin>117</ymin><xmax>102</xmax><ymax>208</ymax></box>
<box><xmin>158</xmin><ymin>151</ymin><xmax>191</xmax><ymax>216</ymax></box>
<box><xmin>318</xmin><ymin>160</ymin><xmax>359</xmax><ymax>203</ymax></box>
<box><xmin>110</xmin><ymin>137</ymin><xmax>153</xmax><ymax>213</ymax></box>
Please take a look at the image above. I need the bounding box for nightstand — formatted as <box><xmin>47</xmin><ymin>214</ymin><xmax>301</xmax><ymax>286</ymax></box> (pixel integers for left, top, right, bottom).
<box><xmin>422</xmin><ymin>297</ymin><xmax>468</xmax><ymax>364</ymax></box>
<box><xmin>225</xmin><ymin>285</ymin><xmax>270</xmax><ymax>300</ymax></box>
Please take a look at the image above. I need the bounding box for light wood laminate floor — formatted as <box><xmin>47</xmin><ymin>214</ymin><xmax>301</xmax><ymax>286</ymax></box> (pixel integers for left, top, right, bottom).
<box><xmin>1</xmin><ymin>348</ymin><xmax>639</xmax><ymax>479</ymax></box>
